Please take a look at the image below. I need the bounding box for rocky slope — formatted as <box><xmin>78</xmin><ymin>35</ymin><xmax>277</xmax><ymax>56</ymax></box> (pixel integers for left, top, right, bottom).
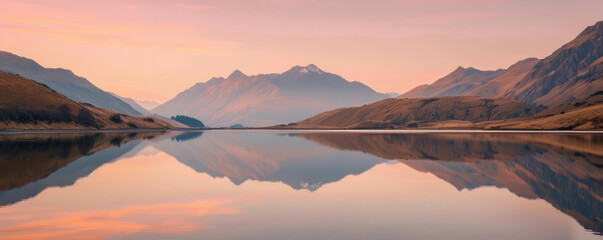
<box><xmin>508</xmin><ymin>21</ymin><xmax>603</xmax><ymax>106</ymax></box>
<box><xmin>400</xmin><ymin>21</ymin><xmax>603</xmax><ymax>107</ymax></box>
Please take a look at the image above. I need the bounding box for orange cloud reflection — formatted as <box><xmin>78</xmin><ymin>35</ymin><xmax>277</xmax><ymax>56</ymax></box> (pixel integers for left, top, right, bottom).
<box><xmin>0</xmin><ymin>199</ymin><xmax>238</xmax><ymax>240</ymax></box>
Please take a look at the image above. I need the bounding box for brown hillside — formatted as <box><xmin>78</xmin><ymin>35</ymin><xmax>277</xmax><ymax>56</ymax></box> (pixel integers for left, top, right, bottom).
<box><xmin>297</xmin><ymin>96</ymin><xmax>541</xmax><ymax>129</ymax></box>
<box><xmin>481</xmin><ymin>92</ymin><xmax>603</xmax><ymax>130</ymax></box>
<box><xmin>485</xmin><ymin>104</ymin><xmax>603</xmax><ymax>130</ymax></box>
<box><xmin>0</xmin><ymin>71</ymin><xmax>83</xmax><ymax>113</ymax></box>
<box><xmin>0</xmin><ymin>71</ymin><xmax>171</xmax><ymax>130</ymax></box>
<box><xmin>535</xmin><ymin>91</ymin><xmax>603</xmax><ymax>117</ymax></box>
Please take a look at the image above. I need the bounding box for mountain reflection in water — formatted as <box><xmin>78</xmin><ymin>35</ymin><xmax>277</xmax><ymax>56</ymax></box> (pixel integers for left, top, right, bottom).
<box><xmin>296</xmin><ymin>132</ymin><xmax>603</xmax><ymax>234</ymax></box>
<box><xmin>0</xmin><ymin>130</ymin><xmax>600</xmax><ymax>239</ymax></box>
<box><xmin>0</xmin><ymin>132</ymin><xmax>163</xmax><ymax>205</ymax></box>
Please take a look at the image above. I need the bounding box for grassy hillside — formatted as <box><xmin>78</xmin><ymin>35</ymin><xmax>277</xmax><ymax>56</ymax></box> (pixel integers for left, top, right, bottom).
<box><xmin>485</xmin><ymin>105</ymin><xmax>602</xmax><ymax>130</ymax></box>
<box><xmin>0</xmin><ymin>71</ymin><xmax>172</xmax><ymax>130</ymax></box>
<box><xmin>0</xmin><ymin>51</ymin><xmax>142</xmax><ymax>115</ymax></box>
<box><xmin>296</xmin><ymin>96</ymin><xmax>542</xmax><ymax>129</ymax></box>
<box><xmin>482</xmin><ymin>92</ymin><xmax>603</xmax><ymax>130</ymax></box>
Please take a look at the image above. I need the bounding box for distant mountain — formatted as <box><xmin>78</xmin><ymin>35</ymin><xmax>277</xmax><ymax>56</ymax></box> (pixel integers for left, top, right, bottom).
<box><xmin>153</xmin><ymin>64</ymin><xmax>389</xmax><ymax>127</ymax></box>
<box><xmin>0</xmin><ymin>51</ymin><xmax>142</xmax><ymax>115</ymax></box>
<box><xmin>400</xmin><ymin>20</ymin><xmax>603</xmax><ymax>107</ymax></box>
<box><xmin>0</xmin><ymin>71</ymin><xmax>170</xmax><ymax>130</ymax></box>
<box><xmin>268</xmin><ymin>64</ymin><xmax>389</xmax><ymax>106</ymax></box>
<box><xmin>110</xmin><ymin>93</ymin><xmax>150</xmax><ymax>115</ymax></box>
<box><xmin>385</xmin><ymin>92</ymin><xmax>400</xmax><ymax>98</ymax></box>
<box><xmin>136</xmin><ymin>100</ymin><xmax>160</xmax><ymax>110</ymax></box>
<box><xmin>295</xmin><ymin>96</ymin><xmax>541</xmax><ymax>129</ymax></box>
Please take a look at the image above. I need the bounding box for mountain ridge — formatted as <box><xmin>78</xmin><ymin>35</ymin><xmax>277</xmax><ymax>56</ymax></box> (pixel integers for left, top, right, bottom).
<box><xmin>400</xmin><ymin>20</ymin><xmax>603</xmax><ymax>107</ymax></box>
<box><xmin>400</xmin><ymin>58</ymin><xmax>538</xmax><ymax>99</ymax></box>
<box><xmin>0</xmin><ymin>51</ymin><xmax>142</xmax><ymax>116</ymax></box>
<box><xmin>506</xmin><ymin>21</ymin><xmax>603</xmax><ymax>106</ymax></box>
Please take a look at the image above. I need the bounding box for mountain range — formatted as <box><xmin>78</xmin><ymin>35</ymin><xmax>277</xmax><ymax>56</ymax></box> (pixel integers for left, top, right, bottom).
<box><xmin>153</xmin><ymin>64</ymin><xmax>390</xmax><ymax>127</ymax></box>
<box><xmin>291</xmin><ymin>20</ymin><xmax>603</xmax><ymax>129</ymax></box>
<box><xmin>0</xmin><ymin>20</ymin><xmax>601</xmax><ymax>129</ymax></box>
<box><xmin>401</xmin><ymin>21</ymin><xmax>603</xmax><ymax>107</ymax></box>
<box><xmin>0</xmin><ymin>51</ymin><xmax>142</xmax><ymax>116</ymax></box>
<box><xmin>136</xmin><ymin>99</ymin><xmax>160</xmax><ymax>111</ymax></box>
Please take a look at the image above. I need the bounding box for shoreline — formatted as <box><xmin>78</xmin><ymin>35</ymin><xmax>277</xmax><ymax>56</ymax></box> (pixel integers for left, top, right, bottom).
<box><xmin>1</xmin><ymin>128</ymin><xmax>602</xmax><ymax>134</ymax></box>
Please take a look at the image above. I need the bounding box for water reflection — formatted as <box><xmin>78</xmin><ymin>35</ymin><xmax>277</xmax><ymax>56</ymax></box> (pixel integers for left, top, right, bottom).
<box><xmin>0</xmin><ymin>132</ymin><xmax>164</xmax><ymax>206</ymax></box>
<box><xmin>155</xmin><ymin>131</ymin><xmax>385</xmax><ymax>190</ymax></box>
<box><xmin>0</xmin><ymin>130</ymin><xmax>600</xmax><ymax>239</ymax></box>
<box><xmin>170</xmin><ymin>131</ymin><xmax>204</xmax><ymax>142</ymax></box>
<box><xmin>296</xmin><ymin>132</ymin><xmax>603</xmax><ymax>234</ymax></box>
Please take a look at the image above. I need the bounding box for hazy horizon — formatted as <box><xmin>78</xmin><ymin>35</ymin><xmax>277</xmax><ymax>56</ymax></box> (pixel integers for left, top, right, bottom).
<box><xmin>1</xmin><ymin>0</ymin><xmax>601</xmax><ymax>102</ymax></box>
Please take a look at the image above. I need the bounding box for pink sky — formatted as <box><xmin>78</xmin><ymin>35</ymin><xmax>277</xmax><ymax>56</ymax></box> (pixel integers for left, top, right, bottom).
<box><xmin>0</xmin><ymin>0</ymin><xmax>601</xmax><ymax>102</ymax></box>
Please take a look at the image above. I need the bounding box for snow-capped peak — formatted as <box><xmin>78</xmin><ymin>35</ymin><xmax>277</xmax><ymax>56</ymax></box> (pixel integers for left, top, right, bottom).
<box><xmin>295</xmin><ymin>64</ymin><xmax>322</xmax><ymax>74</ymax></box>
<box><xmin>305</xmin><ymin>64</ymin><xmax>322</xmax><ymax>73</ymax></box>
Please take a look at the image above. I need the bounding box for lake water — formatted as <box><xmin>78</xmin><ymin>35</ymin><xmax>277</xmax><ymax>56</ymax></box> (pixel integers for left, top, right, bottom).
<box><xmin>0</xmin><ymin>130</ymin><xmax>601</xmax><ymax>239</ymax></box>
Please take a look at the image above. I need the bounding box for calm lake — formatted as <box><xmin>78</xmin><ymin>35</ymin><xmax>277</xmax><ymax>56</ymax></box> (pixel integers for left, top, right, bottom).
<box><xmin>0</xmin><ymin>130</ymin><xmax>601</xmax><ymax>239</ymax></box>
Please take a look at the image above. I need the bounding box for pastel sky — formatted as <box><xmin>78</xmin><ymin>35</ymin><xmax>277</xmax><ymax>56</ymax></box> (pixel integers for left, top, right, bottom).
<box><xmin>1</xmin><ymin>0</ymin><xmax>601</xmax><ymax>102</ymax></box>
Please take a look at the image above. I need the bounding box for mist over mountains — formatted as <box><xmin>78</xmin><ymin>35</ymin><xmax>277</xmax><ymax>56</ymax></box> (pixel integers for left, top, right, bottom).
<box><xmin>153</xmin><ymin>64</ymin><xmax>389</xmax><ymax>127</ymax></box>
